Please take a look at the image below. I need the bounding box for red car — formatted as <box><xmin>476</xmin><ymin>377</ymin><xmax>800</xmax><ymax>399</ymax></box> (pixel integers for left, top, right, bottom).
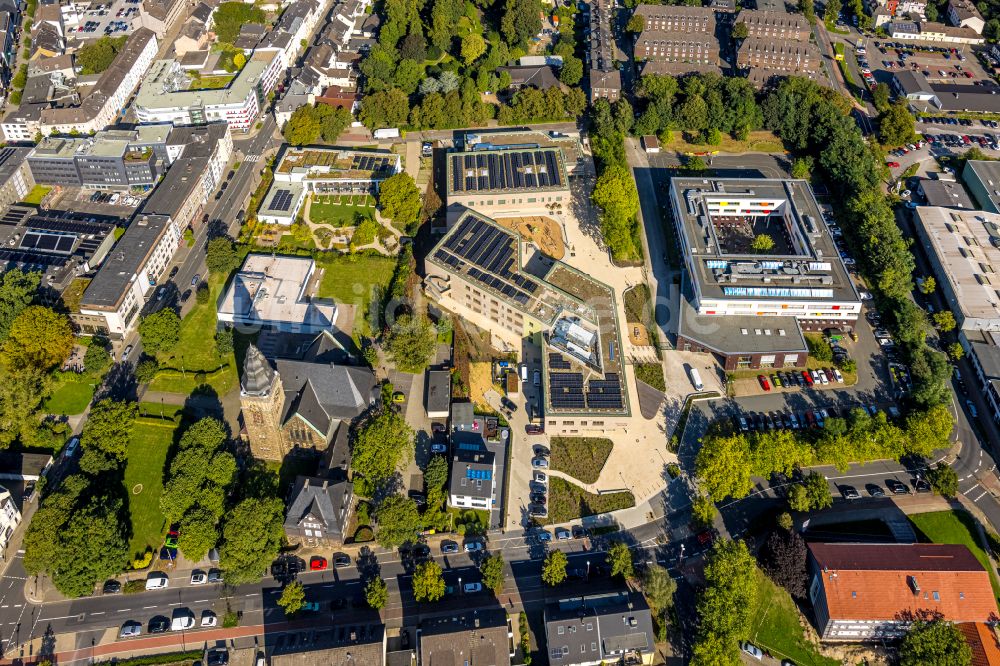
<box><xmin>757</xmin><ymin>374</ymin><xmax>771</xmax><ymax>391</ymax></box>
<box><xmin>309</xmin><ymin>556</ymin><xmax>328</xmax><ymax>571</ymax></box>
<box><xmin>802</xmin><ymin>370</ymin><xmax>814</xmax><ymax>386</ymax></box>
<box><xmin>886</xmin><ymin>161</ymin><xmax>900</xmax><ymax>168</ymax></box>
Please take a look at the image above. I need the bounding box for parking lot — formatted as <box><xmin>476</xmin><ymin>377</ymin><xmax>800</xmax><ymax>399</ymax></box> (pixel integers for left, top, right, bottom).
<box><xmin>47</xmin><ymin>186</ymin><xmax>144</xmax><ymax>218</ymax></box>
<box><xmin>71</xmin><ymin>0</ymin><xmax>140</xmax><ymax>40</ymax></box>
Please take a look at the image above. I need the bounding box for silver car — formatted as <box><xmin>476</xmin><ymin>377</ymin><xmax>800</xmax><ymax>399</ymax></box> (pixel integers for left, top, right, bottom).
<box><xmin>120</xmin><ymin>622</ymin><xmax>142</xmax><ymax>639</ymax></box>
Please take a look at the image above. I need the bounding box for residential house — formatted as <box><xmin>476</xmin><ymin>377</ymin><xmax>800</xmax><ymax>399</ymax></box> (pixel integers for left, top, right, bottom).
<box><xmin>544</xmin><ymin>591</ymin><xmax>656</xmax><ymax>666</ymax></box>
<box><xmin>418</xmin><ymin>609</ymin><xmax>513</xmax><ymax>666</ymax></box>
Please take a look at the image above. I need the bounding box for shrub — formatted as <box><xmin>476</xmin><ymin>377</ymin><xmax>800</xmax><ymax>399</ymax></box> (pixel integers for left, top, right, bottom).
<box><xmin>354</xmin><ymin>526</ymin><xmax>374</xmax><ymax>542</ymax></box>
<box><xmin>123</xmin><ymin>580</ymin><xmax>145</xmax><ymax>594</ymax></box>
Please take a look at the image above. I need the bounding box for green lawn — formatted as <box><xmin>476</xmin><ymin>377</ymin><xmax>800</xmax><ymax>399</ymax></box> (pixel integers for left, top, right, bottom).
<box><xmin>309</xmin><ymin>195</ymin><xmax>376</xmax><ymax>228</ymax></box>
<box><xmin>20</xmin><ymin>185</ymin><xmax>51</xmax><ymax>205</ymax></box>
<box><xmin>550</xmin><ymin>437</ymin><xmax>613</xmax><ymax>484</ymax></box>
<box><xmin>635</xmin><ymin>363</ymin><xmax>665</xmax><ymax>392</ymax></box>
<box><xmin>124</xmin><ymin>419</ymin><xmax>176</xmax><ymax>558</ymax></box>
<box><xmin>43</xmin><ymin>373</ymin><xmax>96</xmax><ymax>415</ymax></box>
<box><xmin>749</xmin><ymin>568</ymin><xmax>839</xmax><ymax>666</ymax></box>
<box><xmin>909</xmin><ymin>510</ymin><xmax>1000</xmax><ymax>606</ymax></box>
<box><xmin>315</xmin><ymin>253</ymin><xmax>397</xmax><ymax>339</ymax></box>
<box><xmin>148</xmin><ymin>275</ymin><xmax>237</xmax><ymax>396</ymax></box>
<box><xmin>542</xmin><ymin>477</ymin><xmax>634</xmax><ymax>525</ymax></box>
<box><xmin>190</xmin><ymin>75</ymin><xmax>234</xmax><ymax>89</ymax></box>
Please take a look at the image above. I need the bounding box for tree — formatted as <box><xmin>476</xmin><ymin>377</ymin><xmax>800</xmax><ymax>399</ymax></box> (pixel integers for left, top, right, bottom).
<box><xmin>480</xmin><ymin>552</ymin><xmax>505</xmax><ymax>594</ymax></box>
<box><xmin>283</xmin><ymin>105</ymin><xmax>322</xmax><ymax>145</ymax></box>
<box><xmin>911</xmin><ymin>346</ymin><xmax>952</xmax><ymax>408</ymax></box>
<box><xmin>559</xmin><ymin>56</ymin><xmax>583</xmax><ymax>86</ymax></box>
<box><xmin>791</xmin><ymin>156</ymin><xmax>814</xmax><ymax>179</ymax></box>
<box><xmin>233</xmin><ymin>51</ymin><xmax>246</xmax><ymax>69</ymax></box>
<box><xmin>378</xmin><ymin>173</ymin><xmax>422</xmax><ymax>230</ymax></box>
<box><xmin>787</xmin><ymin>483</ymin><xmax>810</xmax><ymax>512</ymax></box>
<box><xmin>83</xmin><ymin>342</ymin><xmax>111</xmax><ymax>377</ymax></box>
<box><xmin>933</xmin><ymin>311</ymin><xmax>957</xmax><ymax>332</ymax></box>
<box><xmin>692</xmin><ymin>539</ymin><xmax>758</xmax><ymax>664</ymax></box>
<box><xmin>139</xmin><ymin>309</ymin><xmax>181</xmax><ymax>355</ymax></box>
<box><xmin>920</xmin><ymin>276</ymin><xmax>937</xmax><ymax>294</ymax></box>
<box><xmin>216</xmin><ymin>326</ymin><xmax>234</xmax><ymax>356</ymax></box>
<box><xmin>542</xmin><ymin>550</ymin><xmax>568</xmax><ymax>586</ymax></box>
<box><xmin>1</xmin><ymin>306</ymin><xmax>73</xmax><ymax>371</ymax></box>
<box><xmin>878</xmin><ymin>101</ymin><xmax>917</xmax><ymax>148</ymax></box>
<box><xmin>800</xmin><ymin>0</ymin><xmax>815</xmax><ymax>21</ymax></box>
<box><xmin>206</xmin><ymin>237</ymin><xmax>240</xmax><ymax>276</ymax></box>
<box><xmin>413</xmin><ymin>560</ymin><xmax>446</xmax><ymax>602</ymax></box>
<box><xmin>803</xmin><ymin>472</ymin><xmax>833</xmax><ymax>510</ymax></box>
<box><xmin>626</xmin><ymin>14</ymin><xmax>644</xmax><ymax>32</ymax></box>
<box><xmin>925</xmin><ymin>2</ymin><xmax>939</xmax><ymax>20</ymax></box>
<box><xmin>81</xmin><ymin>399</ymin><xmax>137</xmax><ymax>462</ymax></box>
<box><xmin>641</xmin><ymin>564</ymin><xmax>676</xmax><ymax>615</ymax></box>
<box><xmin>358</xmin><ymin>88</ymin><xmax>410</xmax><ymax>130</ymax></box>
<box><xmin>899</xmin><ymin>620</ymin><xmax>971</xmax><ymax>666</ymax></box>
<box><xmin>461</xmin><ymin>33</ymin><xmax>486</xmax><ymax>65</ymax></box>
<box><xmin>178</xmin><ymin>507</ymin><xmax>220</xmax><ymax>562</ymax></box>
<box><xmin>399</xmin><ymin>31</ymin><xmax>426</xmax><ymax>62</ymax></box>
<box><xmin>212</xmin><ymin>2</ymin><xmax>267</xmax><ymax>42</ymax></box>
<box><xmin>386</xmin><ymin>314</ymin><xmax>436</xmax><ymax>373</ymax></box>
<box><xmin>278</xmin><ymin>581</ymin><xmax>306</xmax><ymax>616</ymax></box>
<box><xmin>823</xmin><ymin>0</ymin><xmax>842</xmax><ymax>25</ymax></box>
<box><xmin>948</xmin><ymin>342</ymin><xmax>964</xmax><ymax>361</ymax></box>
<box><xmin>0</xmin><ymin>367</ymin><xmax>51</xmax><ymax>448</ymax></box>
<box><xmin>751</xmin><ymin>233</ymin><xmax>775</xmax><ymax>253</ymax></box>
<box><xmin>873</xmin><ymin>82</ymin><xmax>891</xmax><ymax>112</ymax></box>
<box><xmin>695</xmin><ymin>433</ymin><xmax>753</xmax><ymax>500</ymax></box>
<box><xmin>220</xmin><ymin>496</ymin><xmax>285</xmax><ymax>585</ymax></box>
<box><xmin>0</xmin><ymin>268</ymin><xmax>40</xmax><ymax>341</ymax></box>
<box><xmin>606</xmin><ymin>541</ymin><xmax>634</xmax><ymax>580</ymax></box>
<box><xmin>135</xmin><ymin>357</ymin><xmax>159</xmax><ymax>384</ymax></box>
<box><xmin>352</xmin><ymin>410</ymin><xmax>413</xmax><ymax>485</ymax></box>
<box><xmin>760</xmin><ymin>529</ymin><xmax>808</xmax><ymax>599</ymax></box>
<box><xmin>76</xmin><ymin>35</ymin><xmax>127</xmax><ymax>75</ymax></box>
<box><xmin>927</xmin><ymin>463</ymin><xmax>959</xmax><ymax>498</ymax></box>
<box><xmin>692</xmin><ymin>493</ymin><xmax>717</xmax><ymax>528</ymax></box>
<box><xmin>375</xmin><ymin>494</ymin><xmax>421</xmax><ymax>548</ymax></box>
<box><xmin>501</xmin><ymin>0</ymin><xmax>542</xmax><ymax>47</ymax></box>
<box><xmin>687</xmin><ymin>155</ymin><xmax>707</xmax><ymax>172</ymax></box>
<box><xmin>424</xmin><ymin>454</ymin><xmax>449</xmax><ymax>501</ymax></box>
<box><xmin>732</xmin><ymin>21</ymin><xmax>748</xmax><ymax>39</ymax></box>
<box><xmin>366</xmin><ymin>577</ymin><xmax>388</xmax><ymax>608</ymax></box>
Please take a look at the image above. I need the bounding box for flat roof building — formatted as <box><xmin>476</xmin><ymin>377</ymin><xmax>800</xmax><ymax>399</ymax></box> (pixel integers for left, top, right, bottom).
<box><xmin>445</xmin><ymin>145</ymin><xmax>571</xmax><ymax>225</ymax></box>
<box><xmin>418</xmin><ymin>609</ymin><xmax>512</xmax><ymax>666</ymax></box>
<box><xmin>448</xmin><ymin>447</ymin><xmax>496</xmax><ymax>511</ymax></box>
<box><xmin>425</xmin><ymin>369</ymin><xmax>451</xmax><ymax>419</ymax></box>
<box><xmin>134</xmin><ymin>51</ymin><xmax>283</xmax><ymax>132</ymax></box>
<box><xmin>426</xmin><ymin>210</ymin><xmax>630</xmax><ymax>435</ymax></box>
<box><xmin>27</xmin><ymin>134</ymin><xmax>163</xmax><ymax>190</ymax></box>
<box><xmin>916</xmin><ymin>178</ymin><xmax>975</xmax><ymax>209</ymax></box>
<box><xmin>669</xmin><ymin>177</ymin><xmax>860</xmax><ymax>370</ymax></box>
<box><xmin>260</xmin><ymin>146</ymin><xmax>401</xmax><ymax>225</ymax></box>
<box><xmin>268</xmin><ymin>623</ymin><xmax>386</xmax><ymax>666</ymax></box>
<box><xmin>218</xmin><ymin>254</ymin><xmax>338</xmax><ymax>334</ymax></box>
<box><xmin>912</xmin><ymin>206</ymin><xmax>1000</xmax><ymax>332</ymax></box>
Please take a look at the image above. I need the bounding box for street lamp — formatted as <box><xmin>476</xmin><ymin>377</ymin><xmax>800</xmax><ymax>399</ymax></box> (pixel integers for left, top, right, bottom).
<box><xmin>458</xmin><ymin>577</ymin><xmax>462</xmax><ymax>594</ymax></box>
<box><xmin>586</xmin><ymin>560</ymin><xmax>590</xmax><ymax>579</ymax></box>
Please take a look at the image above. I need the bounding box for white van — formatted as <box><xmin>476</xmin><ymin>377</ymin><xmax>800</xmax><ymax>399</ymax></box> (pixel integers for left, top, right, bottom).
<box><xmin>689</xmin><ymin>368</ymin><xmax>704</xmax><ymax>392</ymax></box>
<box><xmin>520</xmin><ymin>364</ymin><xmax>528</xmax><ymax>381</ymax></box>
<box><xmin>145</xmin><ymin>573</ymin><xmax>169</xmax><ymax>590</ymax></box>
<box><xmin>170</xmin><ymin>610</ymin><xmax>194</xmax><ymax>631</ymax></box>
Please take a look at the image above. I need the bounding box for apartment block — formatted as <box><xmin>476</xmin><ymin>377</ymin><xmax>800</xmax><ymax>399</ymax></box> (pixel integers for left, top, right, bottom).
<box><xmin>735</xmin><ymin>8</ymin><xmax>810</xmax><ymax>39</ymax></box>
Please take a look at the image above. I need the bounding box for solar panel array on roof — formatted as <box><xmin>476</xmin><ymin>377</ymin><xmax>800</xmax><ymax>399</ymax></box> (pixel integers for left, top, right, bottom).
<box><xmin>586</xmin><ymin>373</ymin><xmax>623</xmax><ymax>409</ymax></box>
<box><xmin>550</xmin><ymin>372</ymin><xmax>585</xmax><ymax>409</ymax></box>
<box><xmin>466</xmin><ymin>468</ymin><xmax>493</xmax><ymax>480</ymax></box>
<box><xmin>434</xmin><ymin>215</ymin><xmax>539</xmax><ymax>306</ymax></box>
<box><xmin>0</xmin><ymin>209</ymin><xmax>26</xmax><ymax>226</ymax></box>
<box><xmin>30</xmin><ymin>217</ymin><xmax>113</xmax><ymax>235</ymax></box>
<box><xmin>449</xmin><ymin>149</ymin><xmax>563</xmax><ymax>193</ymax></box>
<box><xmin>548</xmin><ymin>352</ymin><xmax>571</xmax><ymax>370</ymax></box>
<box><xmin>19</xmin><ymin>231</ymin><xmax>75</xmax><ymax>254</ymax></box>
<box><xmin>269</xmin><ymin>189</ymin><xmax>294</xmax><ymax>212</ymax></box>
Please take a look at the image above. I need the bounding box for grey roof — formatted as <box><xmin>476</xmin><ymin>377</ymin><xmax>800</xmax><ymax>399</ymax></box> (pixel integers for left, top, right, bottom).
<box><xmin>498</xmin><ymin>65</ymin><xmax>561</xmax><ymax>90</ymax></box>
<box><xmin>0</xmin><ymin>147</ymin><xmax>31</xmax><ymax>185</ymax></box>
<box><xmin>967</xmin><ymin>330</ymin><xmax>1000</xmax><ymax>379</ymax></box>
<box><xmin>451</xmin><ymin>402</ymin><xmax>475</xmax><ymax>431</ymax></box>
<box><xmin>80</xmin><ymin>214</ymin><xmax>173</xmax><ymax>310</ymax></box>
<box><xmin>0</xmin><ymin>451</ymin><xmax>52</xmax><ymax>480</ymax></box>
<box><xmin>269</xmin><ymin>623</ymin><xmax>385</xmax><ymax>666</ymax></box>
<box><xmin>275</xmin><ymin>360</ymin><xmax>376</xmax><ymax>435</ymax></box>
<box><xmin>419</xmin><ymin>609</ymin><xmax>510</xmax><ymax>666</ymax></box>
<box><xmin>241</xmin><ymin>344</ymin><xmax>276</xmax><ymax>396</ymax></box>
<box><xmin>449</xmin><ymin>448</ymin><xmax>495</xmax><ymax>501</ymax></box>
<box><xmin>677</xmin><ymin>275</ymin><xmax>809</xmax><ymax>355</ymax></box>
<box><xmin>190</xmin><ymin>1</ymin><xmax>212</xmax><ymax>23</ymax></box>
<box><xmin>426</xmin><ymin>370</ymin><xmax>451</xmax><ymax>416</ymax></box>
<box><xmin>544</xmin><ymin>592</ymin><xmax>655</xmax><ymax>664</ymax></box>
<box><xmin>283</xmin><ymin>476</ymin><xmax>352</xmax><ymax>539</ymax></box>
<box><xmin>895</xmin><ymin>69</ymin><xmax>934</xmax><ymax>96</ymax></box>
<box><xmin>917</xmin><ymin>179</ymin><xmax>975</xmax><ymax>209</ymax></box>
<box><xmin>142</xmin><ymin>123</ymin><xmax>228</xmax><ymax>218</ymax></box>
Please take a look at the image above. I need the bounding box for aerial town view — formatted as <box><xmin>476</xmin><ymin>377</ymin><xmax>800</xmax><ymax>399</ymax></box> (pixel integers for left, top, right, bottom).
<box><xmin>0</xmin><ymin>0</ymin><xmax>999</xmax><ymax>661</ymax></box>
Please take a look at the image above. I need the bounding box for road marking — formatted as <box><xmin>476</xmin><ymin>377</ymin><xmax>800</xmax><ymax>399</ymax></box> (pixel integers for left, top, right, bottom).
<box><xmin>193</xmin><ymin>599</ymin><xmax>208</xmax><ymax>603</ymax></box>
<box><xmin>142</xmin><ymin>606</ymin><xmax>156</xmax><ymax>609</ymax></box>
<box><xmin>168</xmin><ymin>602</ymin><xmax>181</xmax><ymax>606</ymax></box>
<box><xmin>91</xmin><ymin>612</ymin><xmax>104</xmax><ymax>616</ymax></box>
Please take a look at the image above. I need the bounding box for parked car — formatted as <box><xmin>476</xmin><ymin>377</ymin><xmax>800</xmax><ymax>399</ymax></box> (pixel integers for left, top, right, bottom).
<box><xmin>148</xmin><ymin>616</ymin><xmax>169</xmax><ymax>634</ymax></box>
<box><xmin>430</xmin><ymin>443</ymin><xmax>447</xmax><ymax>454</ymax></box>
<box><xmin>145</xmin><ymin>573</ymin><xmax>169</xmax><ymax>590</ymax></box>
<box><xmin>532</xmin><ymin>457</ymin><xmax>549</xmax><ymax>468</ymax></box>
<box><xmin>442</xmin><ymin>542</ymin><xmax>459</xmax><ymax>554</ymax></box>
<box><xmin>463</xmin><ymin>582</ymin><xmax>483</xmax><ymax>593</ymax></box>
<box><xmin>309</xmin><ymin>556</ymin><xmax>328</xmax><ymax>571</ymax></box>
<box><xmin>757</xmin><ymin>374</ymin><xmax>771</xmax><ymax>391</ymax></box>
<box><xmin>886</xmin><ymin>479</ymin><xmax>910</xmax><ymax>495</ymax></box>
<box><xmin>103</xmin><ymin>580</ymin><xmax>122</xmax><ymax>594</ymax></box>
<box><xmin>201</xmin><ymin>611</ymin><xmax>218</xmax><ymax>627</ymax></box>
<box><xmin>464</xmin><ymin>541</ymin><xmax>484</xmax><ymax>552</ymax></box>
<box><xmin>840</xmin><ymin>485</ymin><xmax>861</xmax><ymax>500</ymax></box>
<box><xmin>334</xmin><ymin>554</ymin><xmax>352</xmax><ymax>568</ymax></box>
<box><xmin>120</xmin><ymin>621</ymin><xmax>142</xmax><ymax>638</ymax></box>
<box><xmin>555</xmin><ymin>527</ymin><xmax>571</xmax><ymax>540</ymax></box>
<box><xmin>190</xmin><ymin>571</ymin><xmax>208</xmax><ymax>585</ymax></box>
<box><xmin>741</xmin><ymin>642</ymin><xmax>764</xmax><ymax>660</ymax></box>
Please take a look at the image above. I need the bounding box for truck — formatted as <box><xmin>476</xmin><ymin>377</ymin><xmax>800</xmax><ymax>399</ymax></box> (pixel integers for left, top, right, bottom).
<box><xmin>689</xmin><ymin>368</ymin><xmax>704</xmax><ymax>392</ymax></box>
<box><xmin>373</xmin><ymin>128</ymin><xmax>400</xmax><ymax>139</ymax></box>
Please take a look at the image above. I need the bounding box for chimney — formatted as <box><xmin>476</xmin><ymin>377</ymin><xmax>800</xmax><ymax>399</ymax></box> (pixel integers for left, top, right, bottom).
<box><xmin>322</xmin><ymin>480</ymin><xmax>328</xmax><ymax>490</ymax></box>
<box><xmin>475</xmin><ymin>618</ymin><xmax>480</xmax><ymax>628</ymax></box>
<box><xmin>303</xmin><ymin>478</ymin><xmax>310</xmax><ymax>488</ymax></box>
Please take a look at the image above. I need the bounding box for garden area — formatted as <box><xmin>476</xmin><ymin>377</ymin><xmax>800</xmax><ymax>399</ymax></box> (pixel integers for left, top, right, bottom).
<box><xmin>308</xmin><ymin>194</ymin><xmax>377</xmax><ymax>228</ymax></box>
<box><xmin>43</xmin><ymin>371</ymin><xmax>97</xmax><ymax>416</ymax></box>
<box><xmin>549</xmin><ymin>437</ymin><xmax>613</xmax><ymax>484</ymax></box>
<box><xmin>122</xmin><ymin>405</ymin><xmax>182</xmax><ymax>559</ymax></box>
<box><xmin>315</xmin><ymin>252</ymin><xmax>397</xmax><ymax>338</ymax></box>
<box><xmin>21</xmin><ymin>185</ymin><xmax>51</xmax><ymax>205</ymax></box>
<box><xmin>909</xmin><ymin>510</ymin><xmax>1000</xmax><ymax>603</ymax></box>
<box><xmin>748</xmin><ymin>567</ymin><xmax>838</xmax><ymax>666</ymax></box>
<box><xmin>543</xmin><ymin>477</ymin><xmax>634</xmax><ymax>524</ymax></box>
<box><xmin>147</xmin><ymin>275</ymin><xmax>238</xmax><ymax>396</ymax></box>
<box><xmin>635</xmin><ymin>363</ymin><xmax>665</xmax><ymax>392</ymax></box>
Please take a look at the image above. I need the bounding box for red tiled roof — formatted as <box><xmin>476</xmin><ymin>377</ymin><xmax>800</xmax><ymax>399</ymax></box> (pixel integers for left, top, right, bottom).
<box><xmin>809</xmin><ymin>543</ymin><xmax>998</xmax><ymax>623</ymax></box>
<box><xmin>960</xmin><ymin>623</ymin><xmax>1000</xmax><ymax>666</ymax></box>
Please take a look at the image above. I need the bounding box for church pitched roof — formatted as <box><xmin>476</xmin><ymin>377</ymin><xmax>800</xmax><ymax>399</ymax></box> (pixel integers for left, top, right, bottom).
<box><xmin>276</xmin><ymin>360</ymin><xmax>376</xmax><ymax>435</ymax></box>
<box><xmin>241</xmin><ymin>344</ymin><xmax>276</xmax><ymax>396</ymax></box>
